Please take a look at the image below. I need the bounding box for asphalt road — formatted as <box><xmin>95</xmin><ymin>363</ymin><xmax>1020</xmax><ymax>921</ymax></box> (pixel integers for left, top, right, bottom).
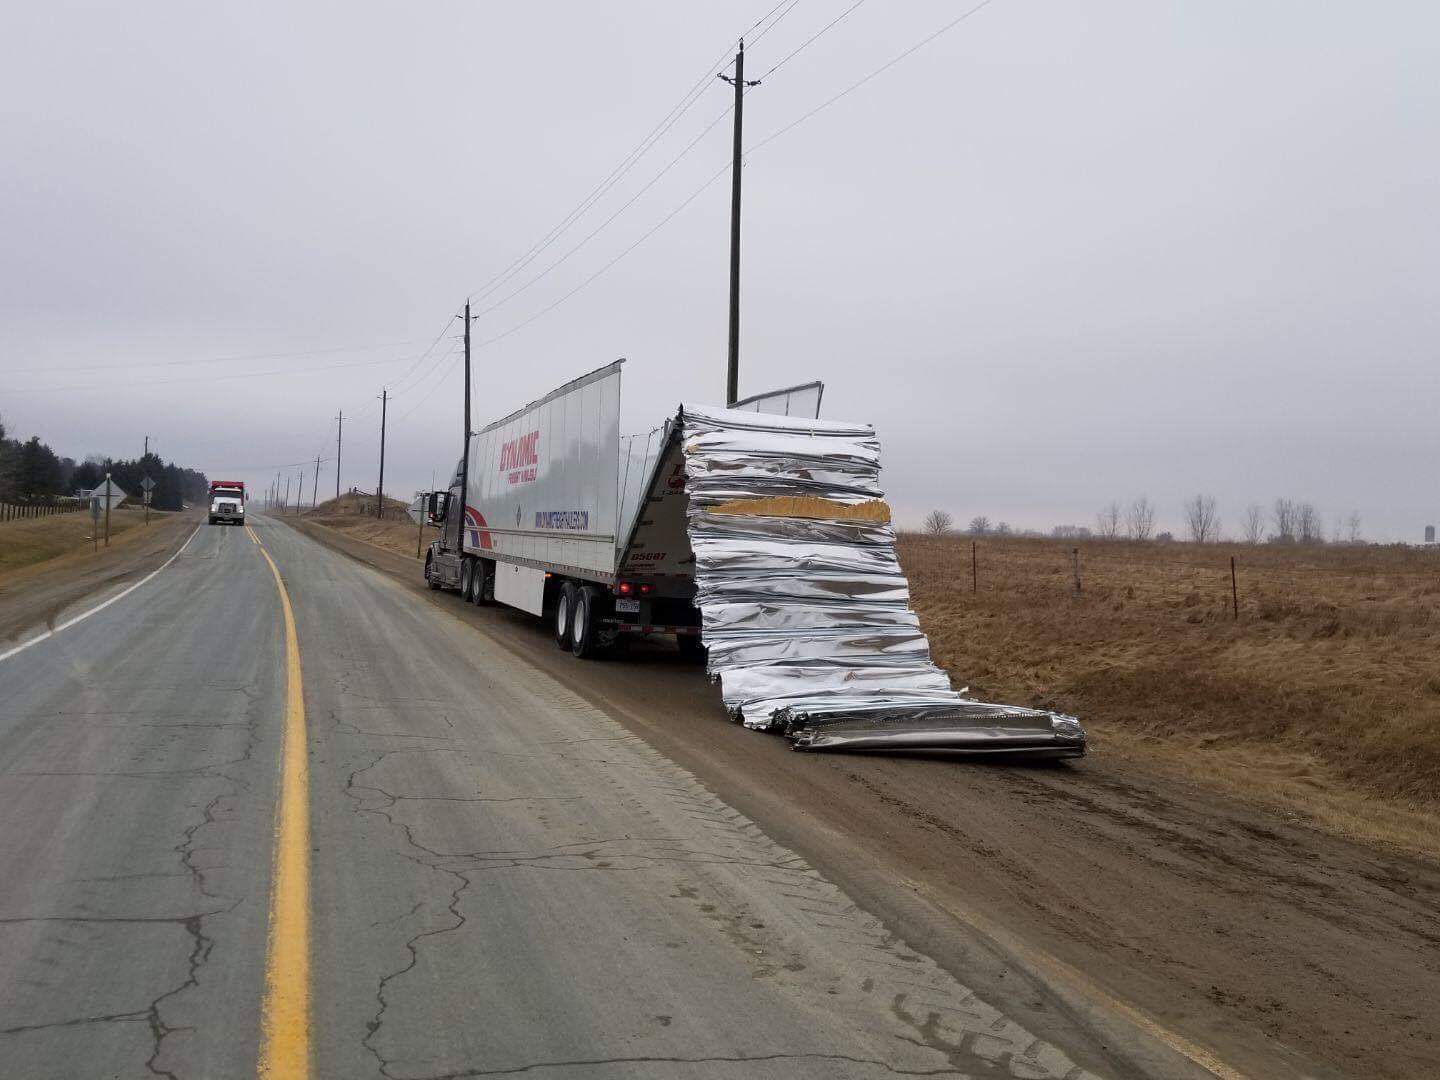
<box><xmin>0</xmin><ymin>514</ymin><xmax>1219</xmax><ymax>1079</ymax></box>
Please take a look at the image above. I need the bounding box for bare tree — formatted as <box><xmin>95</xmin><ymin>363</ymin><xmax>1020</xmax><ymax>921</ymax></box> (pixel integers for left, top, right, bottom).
<box><xmin>1095</xmin><ymin>501</ymin><xmax>1122</xmax><ymax>539</ymax></box>
<box><xmin>1346</xmin><ymin>511</ymin><xmax>1362</xmax><ymax>544</ymax></box>
<box><xmin>1126</xmin><ymin>496</ymin><xmax>1156</xmax><ymax>541</ymax></box>
<box><xmin>1297</xmin><ymin>501</ymin><xmax>1324</xmax><ymax>544</ymax></box>
<box><xmin>922</xmin><ymin>509</ymin><xmax>954</xmax><ymax>536</ymax></box>
<box><xmin>1271</xmin><ymin>498</ymin><xmax>1297</xmax><ymax>543</ymax></box>
<box><xmin>1242</xmin><ymin>503</ymin><xmax>1265</xmax><ymax>544</ymax></box>
<box><xmin>1183</xmin><ymin>494</ymin><xmax>1219</xmax><ymax>543</ymax></box>
<box><xmin>995</xmin><ymin>521</ymin><xmax>1013</xmax><ymax>536</ymax></box>
<box><xmin>968</xmin><ymin>515</ymin><xmax>991</xmax><ymax>536</ymax></box>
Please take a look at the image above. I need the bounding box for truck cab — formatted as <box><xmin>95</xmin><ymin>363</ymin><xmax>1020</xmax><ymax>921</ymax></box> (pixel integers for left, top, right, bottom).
<box><xmin>209</xmin><ymin>481</ymin><xmax>246</xmax><ymax>526</ymax></box>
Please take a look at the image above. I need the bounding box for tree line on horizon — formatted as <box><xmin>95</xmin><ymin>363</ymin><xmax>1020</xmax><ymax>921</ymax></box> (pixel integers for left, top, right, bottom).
<box><xmin>0</xmin><ymin>418</ymin><xmax>209</xmax><ymax>512</ymax></box>
<box><xmin>921</xmin><ymin>496</ymin><xmax>1364</xmax><ymax>546</ymax></box>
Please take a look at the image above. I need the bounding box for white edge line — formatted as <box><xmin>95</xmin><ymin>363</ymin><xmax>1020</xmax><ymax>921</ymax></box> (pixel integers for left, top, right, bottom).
<box><xmin>0</xmin><ymin>524</ymin><xmax>203</xmax><ymax>664</ymax></box>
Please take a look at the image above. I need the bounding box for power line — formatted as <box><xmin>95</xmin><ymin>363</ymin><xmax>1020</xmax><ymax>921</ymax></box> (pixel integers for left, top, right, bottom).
<box><xmin>758</xmin><ymin>0</ymin><xmax>868</xmax><ymax>81</ymax></box>
<box><xmin>748</xmin><ymin>0</ymin><xmax>804</xmax><ymax>46</ymax></box>
<box><xmin>463</xmin><ymin>0</ymin><xmax>800</xmax><ymax>308</ymax></box>
<box><xmin>473</xmin><ymin>102</ymin><xmax>735</xmax><ymax>319</ymax></box>
<box><xmin>747</xmin><ymin>0</ymin><xmax>999</xmax><ymax>157</ymax></box>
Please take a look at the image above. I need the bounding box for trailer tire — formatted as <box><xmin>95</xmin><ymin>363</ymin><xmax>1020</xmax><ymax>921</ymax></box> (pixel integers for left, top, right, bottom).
<box><xmin>469</xmin><ymin>560</ymin><xmax>489</xmax><ymax>605</ymax></box>
<box><xmin>555</xmin><ymin>582</ymin><xmax>577</xmax><ymax>650</ymax></box>
<box><xmin>460</xmin><ymin>560</ymin><xmax>474</xmax><ymax>601</ymax></box>
<box><xmin>570</xmin><ymin>585</ymin><xmax>604</xmax><ymax>659</ymax></box>
<box><xmin>478</xmin><ymin>559</ymin><xmax>495</xmax><ymax>604</ymax></box>
<box><xmin>677</xmin><ymin>633</ymin><xmax>706</xmax><ymax>662</ymax></box>
<box><xmin>425</xmin><ymin>554</ymin><xmax>441</xmax><ymax>590</ymax></box>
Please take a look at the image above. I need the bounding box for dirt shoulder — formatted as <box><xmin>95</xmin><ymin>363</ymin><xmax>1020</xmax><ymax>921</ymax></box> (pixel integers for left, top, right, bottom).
<box><xmin>287</xmin><ymin>516</ymin><xmax>1440</xmax><ymax>1080</ymax></box>
<box><xmin>0</xmin><ymin>509</ymin><xmax>202</xmax><ymax>645</ymax></box>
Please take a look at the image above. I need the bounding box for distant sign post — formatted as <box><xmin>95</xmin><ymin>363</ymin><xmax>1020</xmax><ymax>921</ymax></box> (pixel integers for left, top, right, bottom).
<box><xmin>141</xmin><ymin>475</ymin><xmax>156</xmax><ymax>525</ymax></box>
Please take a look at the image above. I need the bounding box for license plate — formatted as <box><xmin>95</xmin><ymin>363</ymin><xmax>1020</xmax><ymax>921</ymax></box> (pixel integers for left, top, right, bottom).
<box><xmin>615</xmin><ymin>598</ymin><xmax>640</xmax><ymax>614</ymax></box>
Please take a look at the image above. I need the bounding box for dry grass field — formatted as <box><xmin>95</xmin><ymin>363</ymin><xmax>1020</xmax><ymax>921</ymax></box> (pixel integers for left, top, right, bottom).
<box><xmin>294</xmin><ymin>494</ymin><xmax>425</xmax><ymax>558</ymax></box>
<box><xmin>0</xmin><ymin>505</ymin><xmax>178</xmax><ymax>577</ymax></box>
<box><xmin>898</xmin><ymin>532</ymin><xmax>1440</xmax><ymax>850</ymax></box>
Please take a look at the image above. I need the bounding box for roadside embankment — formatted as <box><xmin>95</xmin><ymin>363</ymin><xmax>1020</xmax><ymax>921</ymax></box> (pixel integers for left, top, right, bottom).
<box><xmin>0</xmin><ymin>508</ymin><xmax>200</xmax><ymax>645</ymax></box>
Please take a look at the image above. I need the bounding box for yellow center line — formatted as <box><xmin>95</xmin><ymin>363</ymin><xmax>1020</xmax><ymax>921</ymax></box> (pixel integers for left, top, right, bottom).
<box><xmin>254</xmin><ymin>531</ymin><xmax>311</xmax><ymax>1079</ymax></box>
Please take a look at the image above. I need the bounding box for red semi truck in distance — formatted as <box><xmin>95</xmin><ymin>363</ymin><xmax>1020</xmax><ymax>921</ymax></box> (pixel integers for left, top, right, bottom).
<box><xmin>208</xmin><ymin>480</ymin><xmax>246</xmax><ymax>526</ymax></box>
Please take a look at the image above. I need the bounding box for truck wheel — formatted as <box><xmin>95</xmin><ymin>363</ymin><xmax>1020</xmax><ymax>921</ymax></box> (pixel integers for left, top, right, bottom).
<box><xmin>571</xmin><ymin>585</ymin><xmax>604</xmax><ymax>659</ymax></box>
<box><xmin>555</xmin><ymin>582</ymin><xmax>577</xmax><ymax>649</ymax></box>
<box><xmin>425</xmin><ymin>554</ymin><xmax>441</xmax><ymax>590</ymax></box>
<box><xmin>460</xmin><ymin>560</ymin><xmax>473</xmax><ymax>601</ymax></box>
<box><xmin>469</xmin><ymin>560</ymin><xmax>488</xmax><ymax>605</ymax></box>
<box><xmin>208</xmin><ymin>516</ymin><xmax>217</xmax><ymax>525</ymax></box>
<box><xmin>478</xmin><ymin>559</ymin><xmax>495</xmax><ymax>605</ymax></box>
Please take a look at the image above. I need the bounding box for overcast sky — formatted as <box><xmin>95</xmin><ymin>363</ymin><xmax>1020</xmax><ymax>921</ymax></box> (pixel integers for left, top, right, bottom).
<box><xmin>2</xmin><ymin>2</ymin><xmax>1435</xmax><ymax>540</ymax></box>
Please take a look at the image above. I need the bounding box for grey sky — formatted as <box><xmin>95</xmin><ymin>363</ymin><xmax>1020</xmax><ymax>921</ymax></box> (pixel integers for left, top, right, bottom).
<box><xmin>3</xmin><ymin>2</ymin><xmax>1435</xmax><ymax>540</ymax></box>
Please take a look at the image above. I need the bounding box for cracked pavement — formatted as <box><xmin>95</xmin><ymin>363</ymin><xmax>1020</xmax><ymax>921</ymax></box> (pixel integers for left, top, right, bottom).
<box><xmin>0</xmin><ymin>516</ymin><xmax>1185</xmax><ymax>1078</ymax></box>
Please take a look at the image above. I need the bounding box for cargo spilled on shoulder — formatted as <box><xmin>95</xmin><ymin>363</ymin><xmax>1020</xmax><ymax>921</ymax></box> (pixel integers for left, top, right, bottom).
<box><xmin>421</xmin><ymin>362</ymin><xmax>1085</xmax><ymax>757</ymax></box>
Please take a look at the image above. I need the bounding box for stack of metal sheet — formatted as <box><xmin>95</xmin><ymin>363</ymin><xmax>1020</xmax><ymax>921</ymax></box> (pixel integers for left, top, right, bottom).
<box><xmin>680</xmin><ymin>404</ymin><xmax>1086</xmax><ymax>756</ymax></box>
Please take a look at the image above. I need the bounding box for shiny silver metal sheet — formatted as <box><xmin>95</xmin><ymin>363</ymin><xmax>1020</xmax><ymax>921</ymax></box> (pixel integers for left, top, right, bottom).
<box><xmin>680</xmin><ymin>403</ymin><xmax>1087</xmax><ymax>757</ymax></box>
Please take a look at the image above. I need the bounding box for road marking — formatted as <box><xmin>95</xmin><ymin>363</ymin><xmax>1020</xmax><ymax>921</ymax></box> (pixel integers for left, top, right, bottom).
<box><xmin>254</xmin><ymin>535</ymin><xmax>311</xmax><ymax>1080</ymax></box>
<box><xmin>0</xmin><ymin>524</ymin><xmax>202</xmax><ymax>665</ymax></box>
<box><xmin>246</xmin><ymin>523</ymin><xmax>262</xmax><ymax>545</ymax></box>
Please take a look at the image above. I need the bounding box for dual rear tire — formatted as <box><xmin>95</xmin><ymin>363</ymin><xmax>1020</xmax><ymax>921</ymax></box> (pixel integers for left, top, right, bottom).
<box><xmin>554</xmin><ymin>581</ymin><xmax>604</xmax><ymax>658</ymax></box>
<box><xmin>461</xmin><ymin>558</ymin><xmax>492</xmax><ymax>605</ymax></box>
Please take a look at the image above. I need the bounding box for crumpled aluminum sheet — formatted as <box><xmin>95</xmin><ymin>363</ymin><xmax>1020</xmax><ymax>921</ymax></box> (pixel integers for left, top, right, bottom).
<box><xmin>681</xmin><ymin>404</ymin><xmax>1086</xmax><ymax>757</ymax></box>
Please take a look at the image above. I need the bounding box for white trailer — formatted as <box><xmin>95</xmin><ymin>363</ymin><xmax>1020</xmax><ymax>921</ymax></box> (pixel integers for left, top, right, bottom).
<box><xmin>424</xmin><ymin>361</ymin><xmax>704</xmax><ymax>657</ymax></box>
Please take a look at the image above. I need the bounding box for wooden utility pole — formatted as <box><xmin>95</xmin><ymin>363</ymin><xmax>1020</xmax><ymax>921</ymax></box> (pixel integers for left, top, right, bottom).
<box><xmin>283</xmin><ymin>474</ymin><xmax>291</xmax><ymax>511</ymax></box>
<box><xmin>376</xmin><ymin>389</ymin><xmax>388</xmax><ymax>518</ymax></box>
<box><xmin>335</xmin><ymin>411</ymin><xmax>344</xmax><ymax>501</ymax></box>
<box><xmin>459</xmin><ymin>301</ymin><xmax>472</xmax><ymax>544</ymax></box>
<box><xmin>313</xmin><ymin>456</ymin><xmax>321</xmax><ymax>510</ymax></box>
<box><xmin>103</xmin><ymin>473</ymin><xmax>112</xmax><ymax>548</ymax></box>
<box><xmin>296</xmin><ymin>471</ymin><xmax>304</xmax><ymax>516</ymax></box>
<box><xmin>720</xmin><ymin>41</ymin><xmax>759</xmax><ymax>405</ymax></box>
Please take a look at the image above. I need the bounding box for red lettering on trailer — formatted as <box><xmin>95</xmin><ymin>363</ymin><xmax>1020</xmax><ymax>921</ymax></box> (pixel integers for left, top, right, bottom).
<box><xmin>499</xmin><ymin>430</ymin><xmax>540</xmax><ymax>485</ymax></box>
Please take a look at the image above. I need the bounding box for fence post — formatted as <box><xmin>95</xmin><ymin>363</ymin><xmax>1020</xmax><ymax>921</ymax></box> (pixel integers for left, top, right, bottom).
<box><xmin>971</xmin><ymin>539</ymin><xmax>978</xmax><ymax>594</ymax></box>
<box><xmin>1230</xmin><ymin>555</ymin><xmax>1239</xmax><ymax>620</ymax></box>
<box><xmin>1072</xmin><ymin>547</ymin><xmax>1082</xmax><ymax>594</ymax></box>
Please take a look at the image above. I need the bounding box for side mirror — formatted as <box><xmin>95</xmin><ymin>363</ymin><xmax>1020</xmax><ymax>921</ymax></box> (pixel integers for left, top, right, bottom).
<box><xmin>426</xmin><ymin>491</ymin><xmax>450</xmax><ymax>525</ymax></box>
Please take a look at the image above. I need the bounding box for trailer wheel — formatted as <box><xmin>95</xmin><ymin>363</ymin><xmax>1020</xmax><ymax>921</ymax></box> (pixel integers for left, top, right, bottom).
<box><xmin>677</xmin><ymin>633</ymin><xmax>706</xmax><ymax>663</ymax></box>
<box><xmin>571</xmin><ymin>585</ymin><xmax>604</xmax><ymax>659</ymax></box>
<box><xmin>460</xmin><ymin>560</ymin><xmax>473</xmax><ymax>600</ymax></box>
<box><xmin>469</xmin><ymin>560</ymin><xmax>489</xmax><ymax>605</ymax></box>
<box><xmin>425</xmin><ymin>553</ymin><xmax>441</xmax><ymax>590</ymax></box>
<box><xmin>555</xmin><ymin>582</ymin><xmax>577</xmax><ymax>650</ymax></box>
<box><xmin>478</xmin><ymin>559</ymin><xmax>495</xmax><ymax>604</ymax></box>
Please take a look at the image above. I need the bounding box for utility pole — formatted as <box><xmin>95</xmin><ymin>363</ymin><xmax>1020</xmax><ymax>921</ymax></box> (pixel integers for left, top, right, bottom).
<box><xmin>313</xmin><ymin>455</ymin><xmax>321</xmax><ymax>511</ymax></box>
<box><xmin>275</xmin><ymin>471</ymin><xmax>282</xmax><ymax>511</ymax></box>
<box><xmin>459</xmin><ymin>302</ymin><xmax>473</xmax><ymax>544</ymax></box>
<box><xmin>103</xmin><ymin>473</ymin><xmax>112</xmax><ymax>548</ymax></box>
<box><xmin>284</xmin><ymin>473</ymin><xmax>291</xmax><ymax>511</ymax></box>
<box><xmin>376</xmin><ymin>389</ymin><xmax>388</xmax><ymax>519</ymax></box>
<box><xmin>335</xmin><ymin>411</ymin><xmax>343</xmax><ymax>502</ymax></box>
<box><xmin>296</xmin><ymin>470</ymin><xmax>304</xmax><ymax>516</ymax></box>
<box><xmin>719</xmin><ymin>40</ymin><xmax>760</xmax><ymax>406</ymax></box>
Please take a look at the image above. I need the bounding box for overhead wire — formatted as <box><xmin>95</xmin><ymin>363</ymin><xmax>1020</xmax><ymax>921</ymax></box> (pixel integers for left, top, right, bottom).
<box><xmin>746</xmin><ymin>0</ymin><xmax>998</xmax><ymax>157</ymax></box>
<box><xmin>757</xmin><ymin>0</ymin><xmax>867</xmax><ymax>81</ymax></box>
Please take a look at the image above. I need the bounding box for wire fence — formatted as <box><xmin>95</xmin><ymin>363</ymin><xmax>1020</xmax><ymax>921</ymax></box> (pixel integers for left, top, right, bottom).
<box><xmin>0</xmin><ymin>499</ymin><xmax>88</xmax><ymax>522</ymax></box>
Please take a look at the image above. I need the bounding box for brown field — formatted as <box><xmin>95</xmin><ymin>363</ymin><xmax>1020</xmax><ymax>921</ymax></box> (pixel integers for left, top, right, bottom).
<box><xmin>0</xmin><ymin>505</ymin><xmax>179</xmax><ymax>577</ymax></box>
<box><xmin>291</xmin><ymin>494</ymin><xmax>425</xmax><ymax>559</ymax></box>
<box><xmin>898</xmin><ymin>532</ymin><xmax>1440</xmax><ymax>852</ymax></box>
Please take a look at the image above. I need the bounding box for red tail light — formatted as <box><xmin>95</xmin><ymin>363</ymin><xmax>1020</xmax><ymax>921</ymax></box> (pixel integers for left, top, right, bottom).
<box><xmin>639</xmin><ymin>583</ymin><xmax>654</xmax><ymax>595</ymax></box>
<box><xmin>617</xmin><ymin>581</ymin><xmax>634</xmax><ymax>596</ymax></box>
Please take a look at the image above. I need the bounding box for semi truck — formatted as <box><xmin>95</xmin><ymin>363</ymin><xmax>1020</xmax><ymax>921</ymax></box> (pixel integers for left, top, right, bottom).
<box><xmin>423</xmin><ymin>361</ymin><xmax>1087</xmax><ymax>756</ymax></box>
<box><xmin>424</xmin><ymin>360</ymin><xmax>701</xmax><ymax>658</ymax></box>
<box><xmin>208</xmin><ymin>480</ymin><xmax>246</xmax><ymax>526</ymax></box>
